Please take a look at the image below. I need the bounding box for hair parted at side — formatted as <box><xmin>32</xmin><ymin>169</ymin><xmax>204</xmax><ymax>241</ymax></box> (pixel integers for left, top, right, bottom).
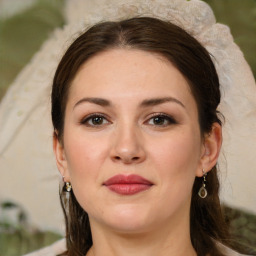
<box><xmin>52</xmin><ymin>17</ymin><xmax>230</xmax><ymax>256</ymax></box>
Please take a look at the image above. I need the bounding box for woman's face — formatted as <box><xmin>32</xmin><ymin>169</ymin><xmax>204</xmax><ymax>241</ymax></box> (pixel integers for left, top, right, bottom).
<box><xmin>55</xmin><ymin>49</ymin><xmax>207</xmax><ymax>233</ymax></box>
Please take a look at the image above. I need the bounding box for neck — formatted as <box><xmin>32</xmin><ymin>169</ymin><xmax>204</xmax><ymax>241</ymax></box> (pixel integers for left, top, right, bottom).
<box><xmin>87</xmin><ymin>208</ymin><xmax>196</xmax><ymax>256</ymax></box>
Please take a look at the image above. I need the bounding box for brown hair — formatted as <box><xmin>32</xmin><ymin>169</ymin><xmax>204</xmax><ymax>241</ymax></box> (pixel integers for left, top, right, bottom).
<box><xmin>52</xmin><ymin>17</ymin><xmax>230</xmax><ymax>256</ymax></box>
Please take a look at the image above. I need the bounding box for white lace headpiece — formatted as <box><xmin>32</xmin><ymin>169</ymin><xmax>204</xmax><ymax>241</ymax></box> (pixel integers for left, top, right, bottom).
<box><xmin>0</xmin><ymin>0</ymin><xmax>255</xmax><ymax>230</ymax></box>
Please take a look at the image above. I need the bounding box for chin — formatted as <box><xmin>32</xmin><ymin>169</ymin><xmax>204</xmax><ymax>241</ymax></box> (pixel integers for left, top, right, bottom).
<box><xmin>99</xmin><ymin>204</ymin><xmax>156</xmax><ymax>233</ymax></box>
<box><xmin>89</xmin><ymin>205</ymin><xmax>152</xmax><ymax>234</ymax></box>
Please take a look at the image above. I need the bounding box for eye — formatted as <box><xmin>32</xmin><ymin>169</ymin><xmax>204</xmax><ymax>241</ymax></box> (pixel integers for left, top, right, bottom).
<box><xmin>80</xmin><ymin>114</ymin><xmax>109</xmax><ymax>127</ymax></box>
<box><xmin>147</xmin><ymin>113</ymin><xmax>177</xmax><ymax>127</ymax></box>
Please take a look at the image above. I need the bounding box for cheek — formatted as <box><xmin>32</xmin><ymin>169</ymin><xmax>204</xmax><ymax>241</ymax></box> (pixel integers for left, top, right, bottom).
<box><xmin>149</xmin><ymin>129</ymin><xmax>201</xmax><ymax>189</ymax></box>
<box><xmin>145</xmin><ymin>129</ymin><xmax>201</xmax><ymax>220</ymax></box>
<box><xmin>63</xmin><ymin>133</ymin><xmax>110</xmax><ymax>212</ymax></box>
<box><xmin>152</xmin><ymin>129</ymin><xmax>200</xmax><ymax>166</ymax></box>
<box><xmin>64</xmin><ymin>131</ymin><xmax>109</xmax><ymax>181</ymax></box>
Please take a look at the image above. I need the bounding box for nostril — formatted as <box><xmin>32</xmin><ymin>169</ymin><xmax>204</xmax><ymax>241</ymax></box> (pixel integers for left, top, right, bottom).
<box><xmin>112</xmin><ymin>155</ymin><xmax>140</xmax><ymax>163</ymax></box>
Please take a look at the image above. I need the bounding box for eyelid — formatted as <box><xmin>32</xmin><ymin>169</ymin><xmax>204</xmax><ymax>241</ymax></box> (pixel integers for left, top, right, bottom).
<box><xmin>145</xmin><ymin>112</ymin><xmax>177</xmax><ymax>126</ymax></box>
<box><xmin>80</xmin><ymin>113</ymin><xmax>111</xmax><ymax>126</ymax></box>
<box><xmin>80</xmin><ymin>112</ymin><xmax>177</xmax><ymax>128</ymax></box>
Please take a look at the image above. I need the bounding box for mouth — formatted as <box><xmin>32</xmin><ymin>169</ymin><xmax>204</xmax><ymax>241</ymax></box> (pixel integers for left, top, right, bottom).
<box><xmin>103</xmin><ymin>174</ymin><xmax>153</xmax><ymax>195</ymax></box>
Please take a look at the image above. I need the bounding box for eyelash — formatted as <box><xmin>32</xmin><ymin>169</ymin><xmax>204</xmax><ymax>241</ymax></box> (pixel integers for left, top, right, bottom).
<box><xmin>80</xmin><ymin>112</ymin><xmax>177</xmax><ymax>128</ymax></box>
<box><xmin>147</xmin><ymin>113</ymin><xmax>177</xmax><ymax>127</ymax></box>
<box><xmin>80</xmin><ymin>113</ymin><xmax>108</xmax><ymax>126</ymax></box>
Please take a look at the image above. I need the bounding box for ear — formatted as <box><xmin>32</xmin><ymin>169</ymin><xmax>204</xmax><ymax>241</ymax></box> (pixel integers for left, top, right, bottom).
<box><xmin>53</xmin><ymin>131</ymin><xmax>70</xmax><ymax>181</ymax></box>
<box><xmin>196</xmin><ymin>122</ymin><xmax>222</xmax><ymax>177</ymax></box>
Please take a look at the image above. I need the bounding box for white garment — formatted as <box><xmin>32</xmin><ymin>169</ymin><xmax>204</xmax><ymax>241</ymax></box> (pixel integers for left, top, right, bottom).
<box><xmin>23</xmin><ymin>239</ymin><xmax>66</xmax><ymax>256</ymax></box>
<box><xmin>0</xmin><ymin>0</ymin><xmax>255</xmax><ymax>232</ymax></box>
<box><xmin>23</xmin><ymin>238</ymin><xmax>251</xmax><ymax>256</ymax></box>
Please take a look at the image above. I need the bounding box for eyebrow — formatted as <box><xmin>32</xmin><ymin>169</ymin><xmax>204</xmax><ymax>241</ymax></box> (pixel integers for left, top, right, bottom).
<box><xmin>74</xmin><ymin>97</ymin><xmax>111</xmax><ymax>109</ymax></box>
<box><xmin>73</xmin><ymin>97</ymin><xmax>185</xmax><ymax>109</ymax></box>
<box><xmin>140</xmin><ymin>97</ymin><xmax>185</xmax><ymax>108</ymax></box>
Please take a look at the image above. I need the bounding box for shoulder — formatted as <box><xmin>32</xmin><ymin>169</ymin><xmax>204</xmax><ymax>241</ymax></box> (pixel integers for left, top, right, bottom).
<box><xmin>23</xmin><ymin>238</ymin><xmax>66</xmax><ymax>256</ymax></box>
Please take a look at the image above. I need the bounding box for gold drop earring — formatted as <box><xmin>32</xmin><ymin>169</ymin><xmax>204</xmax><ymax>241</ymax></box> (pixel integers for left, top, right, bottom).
<box><xmin>198</xmin><ymin>169</ymin><xmax>207</xmax><ymax>198</ymax></box>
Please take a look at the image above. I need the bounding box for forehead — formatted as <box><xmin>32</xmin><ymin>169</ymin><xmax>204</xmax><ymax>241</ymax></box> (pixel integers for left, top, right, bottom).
<box><xmin>68</xmin><ymin>49</ymin><xmax>196</xmax><ymax>110</ymax></box>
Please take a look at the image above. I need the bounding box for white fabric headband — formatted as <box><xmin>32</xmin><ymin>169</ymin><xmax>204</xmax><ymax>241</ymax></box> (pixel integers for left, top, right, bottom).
<box><xmin>0</xmin><ymin>0</ymin><xmax>255</xmax><ymax>214</ymax></box>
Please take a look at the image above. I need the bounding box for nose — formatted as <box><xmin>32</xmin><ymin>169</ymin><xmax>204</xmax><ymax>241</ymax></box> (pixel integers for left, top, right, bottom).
<box><xmin>110</xmin><ymin>123</ymin><xmax>146</xmax><ymax>164</ymax></box>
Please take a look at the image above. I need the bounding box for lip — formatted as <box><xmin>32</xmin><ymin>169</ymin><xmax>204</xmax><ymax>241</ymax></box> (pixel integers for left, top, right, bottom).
<box><xmin>103</xmin><ymin>174</ymin><xmax>153</xmax><ymax>195</ymax></box>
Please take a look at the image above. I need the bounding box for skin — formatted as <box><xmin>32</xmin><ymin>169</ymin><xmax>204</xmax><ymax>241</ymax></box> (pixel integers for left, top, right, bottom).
<box><xmin>54</xmin><ymin>49</ymin><xmax>222</xmax><ymax>256</ymax></box>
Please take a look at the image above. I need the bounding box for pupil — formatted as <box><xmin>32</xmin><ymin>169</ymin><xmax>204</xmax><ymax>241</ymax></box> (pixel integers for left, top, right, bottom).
<box><xmin>154</xmin><ymin>117</ymin><xmax>164</xmax><ymax>125</ymax></box>
<box><xmin>93</xmin><ymin>117</ymin><xmax>103</xmax><ymax>125</ymax></box>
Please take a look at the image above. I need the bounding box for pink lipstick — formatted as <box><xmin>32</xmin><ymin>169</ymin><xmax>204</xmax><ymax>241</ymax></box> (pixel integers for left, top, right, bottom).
<box><xmin>103</xmin><ymin>174</ymin><xmax>153</xmax><ymax>195</ymax></box>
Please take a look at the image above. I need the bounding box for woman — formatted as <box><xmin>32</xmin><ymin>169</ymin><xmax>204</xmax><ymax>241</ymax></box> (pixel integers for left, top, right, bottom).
<box><xmin>50</xmin><ymin>17</ymin><xmax>245</xmax><ymax>256</ymax></box>
<box><xmin>24</xmin><ymin>1</ymin><xmax>255</xmax><ymax>256</ymax></box>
